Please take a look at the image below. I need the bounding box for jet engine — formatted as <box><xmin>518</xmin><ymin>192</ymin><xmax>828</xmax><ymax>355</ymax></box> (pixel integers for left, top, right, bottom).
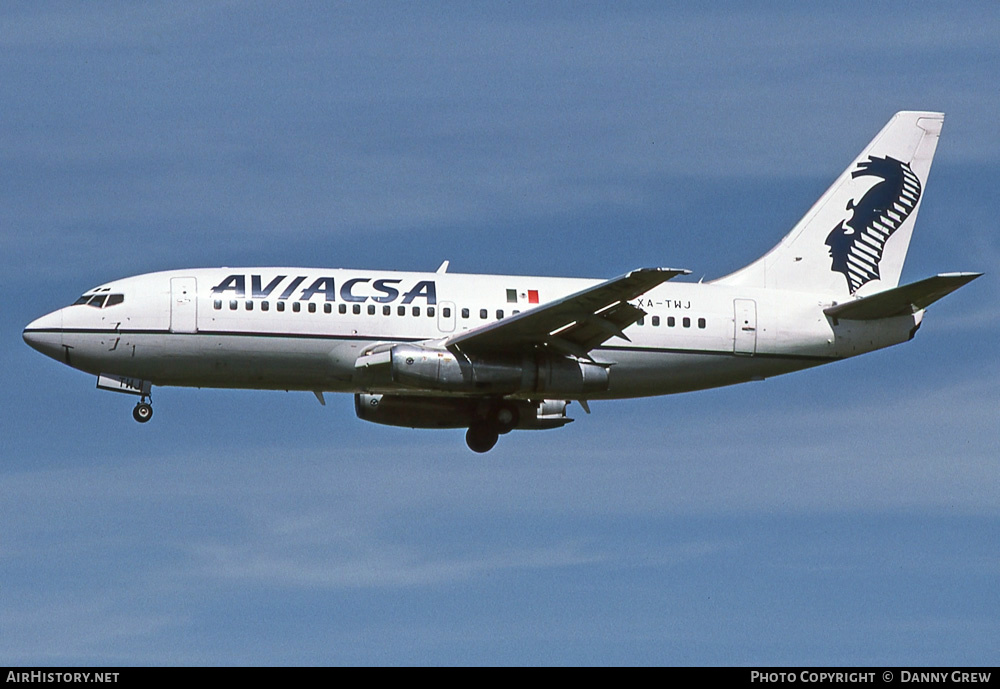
<box><xmin>355</xmin><ymin>394</ymin><xmax>572</xmax><ymax>431</ymax></box>
<box><xmin>355</xmin><ymin>343</ymin><xmax>609</xmax><ymax>396</ymax></box>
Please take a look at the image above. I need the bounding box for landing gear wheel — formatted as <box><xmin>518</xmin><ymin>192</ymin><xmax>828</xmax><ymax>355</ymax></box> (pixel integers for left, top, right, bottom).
<box><xmin>491</xmin><ymin>402</ymin><xmax>519</xmax><ymax>435</ymax></box>
<box><xmin>466</xmin><ymin>424</ymin><xmax>499</xmax><ymax>453</ymax></box>
<box><xmin>133</xmin><ymin>401</ymin><xmax>153</xmax><ymax>423</ymax></box>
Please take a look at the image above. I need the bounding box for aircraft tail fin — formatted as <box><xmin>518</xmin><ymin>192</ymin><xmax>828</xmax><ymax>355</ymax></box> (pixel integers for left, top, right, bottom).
<box><xmin>714</xmin><ymin>111</ymin><xmax>944</xmax><ymax>297</ymax></box>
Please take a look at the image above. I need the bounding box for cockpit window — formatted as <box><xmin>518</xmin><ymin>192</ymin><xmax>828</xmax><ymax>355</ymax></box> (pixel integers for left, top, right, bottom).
<box><xmin>74</xmin><ymin>293</ymin><xmax>124</xmax><ymax>308</ymax></box>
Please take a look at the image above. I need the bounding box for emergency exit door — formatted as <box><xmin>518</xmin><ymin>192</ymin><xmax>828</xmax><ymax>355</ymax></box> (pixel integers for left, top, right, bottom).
<box><xmin>437</xmin><ymin>301</ymin><xmax>456</xmax><ymax>333</ymax></box>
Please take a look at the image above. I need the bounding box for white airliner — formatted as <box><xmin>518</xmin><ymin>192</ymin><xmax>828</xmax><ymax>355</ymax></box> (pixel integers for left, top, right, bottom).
<box><xmin>23</xmin><ymin>112</ymin><xmax>980</xmax><ymax>452</ymax></box>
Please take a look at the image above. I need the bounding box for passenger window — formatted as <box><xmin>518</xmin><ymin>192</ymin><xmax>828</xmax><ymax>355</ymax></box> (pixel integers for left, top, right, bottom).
<box><xmin>698</xmin><ymin>318</ymin><xmax>706</xmax><ymax>329</ymax></box>
<box><xmin>667</xmin><ymin>316</ymin><xmax>675</xmax><ymax>327</ymax></box>
<box><xmin>308</xmin><ymin>302</ymin><xmax>316</xmax><ymax>313</ymax></box>
<box><xmin>683</xmin><ymin>317</ymin><xmax>690</xmax><ymax>328</ymax></box>
<box><xmin>462</xmin><ymin>308</ymin><xmax>469</xmax><ymax>319</ymax></box>
<box><xmin>229</xmin><ymin>300</ymin><xmax>238</xmax><ymax>310</ymax></box>
<box><xmin>428</xmin><ymin>306</ymin><xmax>435</xmax><ymax>317</ymax></box>
<box><xmin>352</xmin><ymin>304</ymin><xmax>361</xmax><ymax>315</ymax></box>
<box><xmin>339</xmin><ymin>304</ymin><xmax>347</xmax><ymax>314</ymax></box>
<box><xmin>214</xmin><ymin>300</ymin><xmax>222</xmax><ymax>310</ymax></box>
<box><xmin>413</xmin><ymin>306</ymin><xmax>420</xmax><ymax>316</ymax></box>
<box><xmin>324</xmin><ymin>303</ymin><xmax>331</xmax><ymax>314</ymax></box>
<box><xmin>277</xmin><ymin>301</ymin><xmax>285</xmax><ymax>312</ymax></box>
<box><xmin>383</xmin><ymin>305</ymin><xmax>390</xmax><ymax>316</ymax></box>
<box><xmin>652</xmin><ymin>316</ymin><xmax>660</xmax><ymax>326</ymax></box>
<box><xmin>246</xmin><ymin>300</ymin><xmax>253</xmax><ymax>311</ymax></box>
<box><xmin>443</xmin><ymin>307</ymin><xmax>451</xmax><ymax>318</ymax></box>
<box><xmin>398</xmin><ymin>306</ymin><xmax>406</xmax><ymax>316</ymax></box>
<box><xmin>292</xmin><ymin>302</ymin><xmax>301</xmax><ymax>313</ymax></box>
<box><xmin>368</xmin><ymin>304</ymin><xmax>376</xmax><ymax>315</ymax></box>
<box><xmin>637</xmin><ymin>317</ymin><xmax>644</xmax><ymax>326</ymax></box>
<box><xmin>479</xmin><ymin>309</ymin><xmax>487</xmax><ymax>319</ymax></box>
<box><xmin>262</xmin><ymin>301</ymin><xmax>270</xmax><ymax>312</ymax></box>
<box><xmin>496</xmin><ymin>309</ymin><xmax>504</xmax><ymax>319</ymax></box>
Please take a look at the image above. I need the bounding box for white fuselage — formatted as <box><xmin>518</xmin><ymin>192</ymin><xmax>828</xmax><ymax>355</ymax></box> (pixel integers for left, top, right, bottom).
<box><xmin>22</xmin><ymin>267</ymin><xmax>921</xmax><ymax>399</ymax></box>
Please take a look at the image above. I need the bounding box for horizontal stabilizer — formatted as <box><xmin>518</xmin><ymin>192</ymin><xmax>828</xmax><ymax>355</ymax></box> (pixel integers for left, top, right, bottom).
<box><xmin>824</xmin><ymin>272</ymin><xmax>981</xmax><ymax>320</ymax></box>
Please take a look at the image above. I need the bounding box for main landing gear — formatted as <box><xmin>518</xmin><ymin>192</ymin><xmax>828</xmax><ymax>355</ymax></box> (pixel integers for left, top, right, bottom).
<box><xmin>465</xmin><ymin>402</ymin><xmax>519</xmax><ymax>453</ymax></box>
<box><xmin>132</xmin><ymin>397</ymin><xmax>153</xmax><ymax>423</ymax></box>
<box><xmin>466</xmin><ymin>424</ymin><xmax>499</xmax><ymax>453</ymax></box>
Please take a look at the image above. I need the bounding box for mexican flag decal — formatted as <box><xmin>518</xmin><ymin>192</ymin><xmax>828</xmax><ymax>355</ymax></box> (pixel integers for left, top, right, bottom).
<box><xmin>506</xmin><ymin>289</ymin><xmax>539</xmax><ymax>304</ymax></box>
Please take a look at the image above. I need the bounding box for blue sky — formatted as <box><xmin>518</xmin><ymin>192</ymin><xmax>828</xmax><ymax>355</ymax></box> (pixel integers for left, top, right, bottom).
<box><xmin>3</xmin><ymin>2</ymin><xmax>999</xmax><ymax>665</ymax></box>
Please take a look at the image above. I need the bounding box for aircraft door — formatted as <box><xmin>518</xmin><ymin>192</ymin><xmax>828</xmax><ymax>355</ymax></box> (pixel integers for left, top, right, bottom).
<box><xmin>733</xmin><ymin>298</ymin><xmax>757</xmax><ymax>355</ymax></box>
<box><xmin>170</xmin><ymin>277</ymin><xmax>198</xmax><ymax>333</ymax></box>
<box><xmin>437</xmin><ymin>301</ymin><xmax>456</xmax><ymax>333</ymax></box>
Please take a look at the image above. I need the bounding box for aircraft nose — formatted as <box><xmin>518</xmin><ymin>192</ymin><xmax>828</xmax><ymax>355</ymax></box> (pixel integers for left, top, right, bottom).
<box><xmin>23</xmin><ymin>309</ymin><xmax>65</xmax><ymax>360</ymax></box>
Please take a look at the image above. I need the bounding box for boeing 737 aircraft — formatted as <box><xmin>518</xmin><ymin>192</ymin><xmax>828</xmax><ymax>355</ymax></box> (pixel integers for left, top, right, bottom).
<box><xmin>23</xmin><ymin>112</ymin><xmax>980</xmax><ymax>452</ymax></box>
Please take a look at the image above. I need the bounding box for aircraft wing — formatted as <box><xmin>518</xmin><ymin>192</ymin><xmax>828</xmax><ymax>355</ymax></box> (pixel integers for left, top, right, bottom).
<box><xmin>444</xmin><ymin>267</ymin><xmax>690</xmax><ymax>357</ymax></box>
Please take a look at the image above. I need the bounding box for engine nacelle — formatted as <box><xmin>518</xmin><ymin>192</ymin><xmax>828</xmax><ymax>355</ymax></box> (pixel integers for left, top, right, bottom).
<box><xmin>386</xmin><ymin>344</ymin><xmax>609</xmax><ymax>396</ymax></box>
<box><xmin>355</xmin><ymin>394</ymin><xmax>572</xmax><ymax>430</ymax></box>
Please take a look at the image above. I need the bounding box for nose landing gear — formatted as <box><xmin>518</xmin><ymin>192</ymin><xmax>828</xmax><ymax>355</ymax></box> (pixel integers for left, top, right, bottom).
<box><xmin>132</xmin><ymin>397</ymin><xmax>153</xmax><ymax>423</ymax></box>
<box><xmin>96</xmin><ymin>375</ymin><xmax>153</xmax><ymax>423</ymax></box>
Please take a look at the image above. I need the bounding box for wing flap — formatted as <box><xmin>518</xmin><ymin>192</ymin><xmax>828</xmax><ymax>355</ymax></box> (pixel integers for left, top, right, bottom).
<box><xmin>445</xmin><ymin>267</ymin><xmax>689</xmax><ymax>354</ymax></box>
<box><xmin>824</xmin><ymin>272</ymin><xmax>982</xmax><ymax>320</ymax></box>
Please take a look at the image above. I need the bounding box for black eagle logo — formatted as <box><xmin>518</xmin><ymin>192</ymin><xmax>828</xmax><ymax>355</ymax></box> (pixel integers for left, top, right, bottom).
<box><xmin>825</xmin><ymin>156</ymin><xmax>921</xmax><ymax>293</ymax></box>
